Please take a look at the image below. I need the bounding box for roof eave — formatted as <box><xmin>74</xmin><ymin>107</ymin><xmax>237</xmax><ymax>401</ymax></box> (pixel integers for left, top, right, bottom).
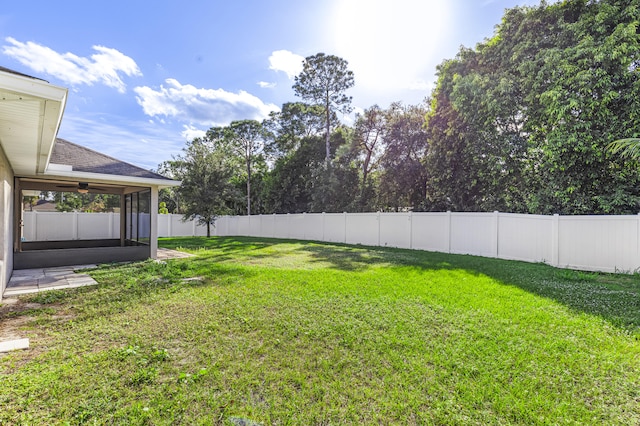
<box><xmin>0</xmin><ymin>70</ymin><xmax>68</xmax><ymax>175</ymax></box>
<box><xmin>40</xmin><ymin>169</ymin><xmax>181</xmax><ymax>188</ymax></box>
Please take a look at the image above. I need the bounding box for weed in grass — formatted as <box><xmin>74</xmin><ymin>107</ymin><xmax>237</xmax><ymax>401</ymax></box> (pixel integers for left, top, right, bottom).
<box><xmin>177</xmin><ymin>368</ymin><xmax>208</xmax><ymax>384</ymax></box>
<box><xmin>22</xmin><ymin>289</ymin><xmax>73</xmax><ymax>304</ymax></box>
<box><xmin>129</xmin><ymin>366</ymin><xmax>157</xmax><ymax>386</ymax></box>
<box><xmin>556</xmin><ymin>269</ymin><xmax>598</xmax><ymax>282</ymax></box>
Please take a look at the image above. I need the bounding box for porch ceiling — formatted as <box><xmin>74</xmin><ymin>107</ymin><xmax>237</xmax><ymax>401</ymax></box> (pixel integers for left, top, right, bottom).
<box><xmin>0</xmin><ymin>70</ymin><xmax>67</xmax><ymax>176</ymax></box>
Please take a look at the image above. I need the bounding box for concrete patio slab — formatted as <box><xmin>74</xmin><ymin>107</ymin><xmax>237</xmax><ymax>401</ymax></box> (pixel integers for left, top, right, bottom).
<box><xmin>0</xmin><ymin>338</ymin><xmax>29</xmax><ymax>353</ymax></box>
<box><xmin>3</xmin><ymin>265</ymin><xmax>98</xmax><ymax>298</ymax></box>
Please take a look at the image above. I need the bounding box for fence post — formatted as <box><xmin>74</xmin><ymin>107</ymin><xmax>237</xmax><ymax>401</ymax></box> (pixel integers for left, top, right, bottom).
<box><xmin>409</xmin><ymin>211</ymin><xmax>413</xmax><ymax>250</ymax></box>
<box><xmin>72</xmin><ymin>211</ymin><xmax>78</xmax><ymax>240</ymax></box>
<box><xmin>493</xmin><ymin>211</ymin><xmax>499</xmax><ymax>258</ymax></box>
<box><xmin>344</xmin><ymin>212</ymin><xmax>348</xmax><ymax>243</ymax></box>
<box><xmin>302</xmin><ymin>212</ymin><xmax>306</xmax><ymax>240</ymax></box>
<box><xmin>377</xmin><ymin>211</ymin><xmax>381</xmax><ymax>247</ymax></box>
<box><xmin>322</xmin><ymin>212</ymin><xmax>326</xmax><ymax>242</ymax></box>
<box><xmin>285</xmin><ymin>213</ymin><xmax>289</xmax><ymax>239</ymax></box>
<box><xmin>637</xmin><ymin>213</ymin><xmax>640</xmax><ymax>271</ymax></box>
<box><xmin>446</xmin><ymin>211</ymin><xmax>452</xmax><ymax>253</ymax></box>
<box><xmin>551</xmin><ymin>214</ymin><xmax>560</xmax><ymax>267</ymax></box>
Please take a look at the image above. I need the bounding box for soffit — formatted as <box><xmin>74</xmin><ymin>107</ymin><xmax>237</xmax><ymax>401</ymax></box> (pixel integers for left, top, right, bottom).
<box><xmin>0</xmin><ymin>71</ymin><xmax>67</xmax><ymax>176</ymax></box>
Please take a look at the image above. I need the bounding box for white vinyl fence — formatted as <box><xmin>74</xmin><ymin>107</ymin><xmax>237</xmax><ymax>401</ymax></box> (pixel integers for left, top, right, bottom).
<box><xmin>23</xmin><ymin>211</ymin><xmax>640</xmax><ymax>273</ymax></box>
<box><xmin>23</xmin><ymin>211</ymin><xmax>120</xmax><ymax>241</ymax></box>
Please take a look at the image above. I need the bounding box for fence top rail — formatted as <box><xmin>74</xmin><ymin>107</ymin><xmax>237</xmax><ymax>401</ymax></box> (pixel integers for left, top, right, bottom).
<box><xmin>558</xmin><ymin>215</ymin><xmax>640</xmax><ymax>221</ymax></box>
<box><xmin>212</xmin><ymin>212</ymin><xmax>640</xmax><ymax>220</ymax></box>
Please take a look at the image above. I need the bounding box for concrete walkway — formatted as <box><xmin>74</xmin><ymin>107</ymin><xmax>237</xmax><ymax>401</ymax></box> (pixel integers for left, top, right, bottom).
<box><xmin>3</xmin><ymin>265</ymin><xmax>98</xmax><ymax>297</ymax></box>
<box><xmin>156</xmin><ymin>247</ymin><xmax>194</xmax><ymax>260</ymax></box>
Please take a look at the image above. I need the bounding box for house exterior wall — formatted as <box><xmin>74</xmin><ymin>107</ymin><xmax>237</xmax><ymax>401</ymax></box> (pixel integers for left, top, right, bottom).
<box><xmin>0</xmin><ymin>146</ymin><xmax>14</xmax><ymax>296</ymax></box>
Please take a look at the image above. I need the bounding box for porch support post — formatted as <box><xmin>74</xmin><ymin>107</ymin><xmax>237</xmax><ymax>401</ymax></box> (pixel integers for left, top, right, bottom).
<box><xmin>120</xmin><ymin>192</ymin><xmax>126</xmax><ymax>247</ymax></box>
<box><xmin>150</xmin><ymin>186</ymin><xmax>158</xmax><ymax>259</ymax></box>
<box><xmin>13</xmin><ymin>178</ymin><xmax>21</xmax><ymax>253</ymax></box>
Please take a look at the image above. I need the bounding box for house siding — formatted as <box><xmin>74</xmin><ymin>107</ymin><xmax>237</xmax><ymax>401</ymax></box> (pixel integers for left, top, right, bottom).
<box><xmin>0</xmin><ymin>146</ymin><xmax>13</xmax><ymax>297</ymax></box>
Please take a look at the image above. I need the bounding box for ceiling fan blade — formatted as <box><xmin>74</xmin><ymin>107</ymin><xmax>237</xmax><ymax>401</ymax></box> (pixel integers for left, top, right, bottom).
<box><xmin>53</xmin><ymin>182</ymin><xmax>110</xmax><ymax>193</ymax></box>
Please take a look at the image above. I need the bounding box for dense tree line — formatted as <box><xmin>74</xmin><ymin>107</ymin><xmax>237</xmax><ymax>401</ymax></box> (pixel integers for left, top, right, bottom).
<box><xmin>161</xmin><ymin>0</ymin><xmax>640</xmax><ymax>220</ymax></box>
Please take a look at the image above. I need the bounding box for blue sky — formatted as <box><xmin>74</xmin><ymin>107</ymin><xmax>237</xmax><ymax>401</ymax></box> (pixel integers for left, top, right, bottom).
<box><xmin>1</xmin><ymin>0</ymin><xmax>546</xmax><ymax>171</ymax></box>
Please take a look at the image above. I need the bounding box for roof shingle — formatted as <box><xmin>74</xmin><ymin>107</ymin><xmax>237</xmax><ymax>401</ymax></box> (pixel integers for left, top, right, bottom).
<box><xmin>0</xmin><ymin>66</ymin><xmax>47</xmax><ymax>82</ymax></box>
<box><xmin>50</xmin><ymin>138</ymin><xmax>172</xmax><ymax>180</ymax></box>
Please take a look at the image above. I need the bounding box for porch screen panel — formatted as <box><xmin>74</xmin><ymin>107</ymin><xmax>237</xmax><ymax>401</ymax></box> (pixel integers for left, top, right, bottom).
<box><xmin>125</xmin><ymin>189</ymin><xmax>150</xmax><ymax>245</ymax></box>
<box><xmin>131</xmin><ymin>192</ymin><xmax>138</xmax><ymax>242</ymax></box>
<box><xmin>138</xmin><ymin>190</ymin><xmax>150</xmax><ymax>244</ymax></box>
<box><xmin>125</xmin><ymin>194</ymin><xmax>132</xmax><ymax>240</ymax></box>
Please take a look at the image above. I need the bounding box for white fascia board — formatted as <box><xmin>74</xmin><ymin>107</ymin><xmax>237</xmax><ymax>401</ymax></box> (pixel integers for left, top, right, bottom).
<box><xmin>0</xmin><ymin>72</ymin><xmax>67</xmax><ymax>103</ymax></box>
<box><xmin>41</xmin><ymin>169</ymin><xmax>181</xmax><ymax>188</ymax></box>
<box><xmin>37</xmin><ymin>97</ymin><xmax>67</xmax><ymax>173</ymax></box>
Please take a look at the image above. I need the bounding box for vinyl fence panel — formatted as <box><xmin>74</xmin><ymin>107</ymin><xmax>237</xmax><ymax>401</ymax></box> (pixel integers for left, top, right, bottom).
<box><xmin>497</xmin><ymin>213</ymin><xmax>552</xmax><ymax>263</ymax></box>
<box><xmin>323</xmin><ymin>213</ymin><xmax>347</xmax><ymax>243</ymax></box>
<box><xmin>411</xmin><ymin>212</ymin><xmax>451</xmax><ymax>252</ymax></box>
<box><xmin>379</xmin><ymin>213</ymin><xmax>411</xmax><ymax>248</ymax></box>
<box><xmin>558</xmin><ymin>215</ymin><xmax>639</xmax><ymax>273</ymax></box>
<box><xmin>22</xmin><ymin>211</ymin><xmax>640</xmax><ymax>273</ymax></box>
<box><xmin>346</xmin><ymin>213</ymin><xmax>379</xmax><ymax>246</ymax></box>
<box><xmin>76</xmin><ymin>212</ymin><xmax>119</xmax><ymax>240</ymax></box>
<box><xmin>450</xmin><ymin>212</ymin><xmax>497</xmax><ymax>257</ymax></box>
<box><xmin>170</xmin><ymin>214</ymin><xmax>195</xmax><ymax>237</ymax></box>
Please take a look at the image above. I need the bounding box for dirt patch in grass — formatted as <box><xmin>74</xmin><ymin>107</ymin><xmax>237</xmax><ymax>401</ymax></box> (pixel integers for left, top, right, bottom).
<box><xmin>0</xmin><ymin>297</ymin><xmax>79</xmax><ymax>367</ymax></box>
<box><xmin>0</xmin><ymin>299</ymin><xmax>43</xmax><ymax>340</ymax></box>
<box><xmin>0</xmin><ymin>314</ymin><xmax>34</xmax><ymax>342</ymax></box>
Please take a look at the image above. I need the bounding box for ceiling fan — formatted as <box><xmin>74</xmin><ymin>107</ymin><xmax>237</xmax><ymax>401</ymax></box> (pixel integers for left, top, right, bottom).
<box><xmin>55</xmin><ymin>182</ymin><xmax>108</xmax><ymax>194</ymax></box>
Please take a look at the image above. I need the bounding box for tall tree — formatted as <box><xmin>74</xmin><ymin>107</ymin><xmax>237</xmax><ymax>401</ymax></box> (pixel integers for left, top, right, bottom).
<box><xmin>262</xmin><ymin>135</ymin><xmax>326</xmax><ymax>213</ymax></box>
<box><xmin>263</xmin><ymin>102</ymin><xmax>326</xmax><ymax>159</ymax></box>
<box><xmin>173</xmin><ymin>138</ymin><xmax>239</xmax><ymax>237</ymax></box>
<box><xmin>424</xmin><ymin>0</ymin><xmax>640</xmax><ymax>214</ymax></box>
<box><xmin>309</xmin><ymin>127</ymin><xmax>360</xmax><ymax>213</ymax></box>
<box><xmin>352</xmin><ymin>105</ymin><xmax>386</xmax><ymax>211</ymax></box>
<box><xmin>378</xmin><ymin>102</ymin><xmax>429</xmax><ymax>211</ymax></box>
<box><xmin>293</xmin><ymin>53</ymin><xmax>355</xmax><ymax>165</ymax></box>
<box><xmin>208</xmin><ymin>120</ymin><xmax>265</xmax><ymax>216</ymax></box>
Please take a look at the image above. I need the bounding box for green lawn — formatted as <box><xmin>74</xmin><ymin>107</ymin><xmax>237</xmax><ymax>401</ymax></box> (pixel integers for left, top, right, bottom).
<box><xmin>1</xmin><ymin>237</ymin><xmax>639</xmax><ymax>425</ymax></box>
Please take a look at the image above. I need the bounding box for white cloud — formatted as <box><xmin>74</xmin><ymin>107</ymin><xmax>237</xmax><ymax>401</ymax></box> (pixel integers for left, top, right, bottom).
<box><xmin>58</xmin><ymin>114</ymin><xmax>183</xmax><ymax>170</ymax></box>
<box><xmin>258</xmin><ymin>81</ymin><xmax>277</xmax><ymax>89</ymax></box>
<box><xmin>134</xmin><ymin>78</ymin><xmax>279</xmax><ymax>126</ymax></box>
<box><xmin>2</xmin><ymin>37</ymin><xmax>141</xmax><ymax>93</ymax></box>
<box><xmin>180</xmin><ymin>124</ymin><xmax>207</xmax><ymax>141</ymax></box>
<box><xmin>268</xmin><ymin>50</ymin><xmax>304</xmax><ymax>79</ymax></box>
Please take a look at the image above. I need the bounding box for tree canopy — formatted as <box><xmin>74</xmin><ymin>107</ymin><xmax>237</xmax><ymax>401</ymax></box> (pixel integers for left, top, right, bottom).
<box><xmin>166</xmin><ymin>138</ymin><xmax>239</xmax><ymax>236</ymax></box>
<box><xmin>165</xmin><ymin>0</ymin><xmax>640</xmax><ymax>217</ymax></box>
<box><xmin>293</xmin><ymin>53</ymin><xmax>355</xmax><ymax>165</ymax></box>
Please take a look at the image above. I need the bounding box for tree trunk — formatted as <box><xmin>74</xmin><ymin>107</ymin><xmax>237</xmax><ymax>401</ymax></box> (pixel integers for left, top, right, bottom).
<box><xmin>325</xmin><ymin>92</ymin><xmax>331</xmax><ymax>166</ymax></box>
<box><xmin>246</xmin><ymin>158</ymin><xmax>251</xmax><ymax>216</ymax></box>
<box><xmin>206</xmin><ymin>221</ymin><xmax>211</xmax><ymax>238</ymax></box>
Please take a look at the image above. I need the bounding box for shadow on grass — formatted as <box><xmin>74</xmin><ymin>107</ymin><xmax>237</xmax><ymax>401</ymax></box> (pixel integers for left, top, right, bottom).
<box><xmin>159</xmin><ymin>237</ymin><xmax>279</xmax><ymax>264</ymax></box>
<box><xmin>159</xmin><ymin>236</ymin><xmax>640</xmax><ymax>335</ymax></box>
<box><xmin>306</xmin><ymin>241</ymin><xmax>640</xmax><ymax>333</ymax></box>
